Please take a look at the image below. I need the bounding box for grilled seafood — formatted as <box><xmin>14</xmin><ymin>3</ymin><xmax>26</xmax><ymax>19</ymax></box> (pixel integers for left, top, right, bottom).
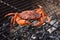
<box><xmin>5</xmin><ymin>5</ymin><xmax>50</xmax><ymax>29</ymax></box>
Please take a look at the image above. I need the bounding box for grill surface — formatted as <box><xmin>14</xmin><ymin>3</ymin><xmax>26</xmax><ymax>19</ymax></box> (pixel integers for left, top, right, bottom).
<box><xmin>0</xmin><ymin>0</ymin><xmax>60</xmax><ymax>40</ymax></box>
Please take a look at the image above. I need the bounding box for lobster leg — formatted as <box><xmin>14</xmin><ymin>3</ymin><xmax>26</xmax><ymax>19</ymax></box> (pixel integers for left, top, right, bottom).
<box><xmin>16</xmin><ymin>19</ymin><xmax>31</xmax><ymax>26</ymax></box>
<box><xmin>44</xmin><ymin>13</ymin><xmax>51</xmax><ymax>23</ymax></box>
<box><xmin>35</xmin><ymin>6</ymin><xmax>50</xmax><ymax>26</ymax></box>
<box><xmin>33</xmin><ymin>14</ymin><xmax>50</xmax><ymax>26</ymax></box>
<box><xmin>46</xmin><ymin>16</ymin><xmax>50</xmax><ymax>23</ymax></box>
<box><xmin>13</xmin><ymin>13</ymin><xmax>32</xmax><ymax>26</ymax></box>
<box><xmin>4</xmin><ymin>13</ymin><xmax>14</xmax><ymax>17</ymax></box>
<box><xmin>33</xmin><ymin>17</ymin><xmax>45</xmax><ymax>26</ymax></box>
<box><xmin>13</xmin><ymin>13</ymin><xmax>17</xmax><ymax>25</ymax></box>
<box><xmin>10</xmin><ymin>17</ymin><xmax>14</xmax><ymax>29</ymax></box>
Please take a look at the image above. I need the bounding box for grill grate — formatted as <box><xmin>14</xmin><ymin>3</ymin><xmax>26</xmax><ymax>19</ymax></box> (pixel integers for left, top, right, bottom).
<box><xmin>0</xmin><ymin>0</ymin><xmax>60</xmax><ymax>40</ymax></box>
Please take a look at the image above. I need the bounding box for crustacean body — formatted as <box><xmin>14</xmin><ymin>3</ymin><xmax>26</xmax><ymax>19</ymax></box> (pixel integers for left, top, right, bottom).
<box><xmin>5</xmin><ymin>5</ymin><xmax>50</xmax><ymax>29</ymax></box>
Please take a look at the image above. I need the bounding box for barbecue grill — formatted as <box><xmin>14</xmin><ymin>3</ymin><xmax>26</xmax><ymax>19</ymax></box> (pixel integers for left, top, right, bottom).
<box><xmin>0</xmin><ymin>0</ymin><xmax>60</xmax><ymax>40</ymax></box>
